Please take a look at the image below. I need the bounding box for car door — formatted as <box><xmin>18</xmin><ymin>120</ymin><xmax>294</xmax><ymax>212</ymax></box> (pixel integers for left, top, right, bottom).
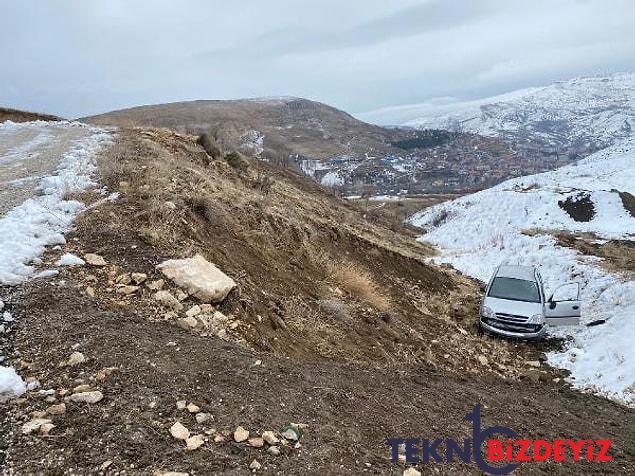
<box><xmin>544</xmin><ymin>282</ymin><xmax>581</xmax><ymax>326</ymax></box>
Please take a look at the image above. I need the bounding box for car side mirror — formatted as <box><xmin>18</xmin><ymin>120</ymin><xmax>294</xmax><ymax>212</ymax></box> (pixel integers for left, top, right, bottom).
<box><xmin>549</xmin><ymin>300</ymin><xmax>557</xmax><ymax>310</ymax></box>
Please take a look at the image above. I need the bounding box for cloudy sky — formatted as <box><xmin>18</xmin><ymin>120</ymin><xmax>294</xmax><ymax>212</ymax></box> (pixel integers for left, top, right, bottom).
<box><xmin>1</xmin><ymin>0</ymin><xmax>634</xmax><ymax>119</ymax></box>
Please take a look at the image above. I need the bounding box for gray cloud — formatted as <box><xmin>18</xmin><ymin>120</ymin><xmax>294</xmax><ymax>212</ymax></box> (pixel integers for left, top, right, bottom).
<box><xmin>0</xmin><ymin>0</ymin><xmax>633</xmax><ymax>118</ymax></box>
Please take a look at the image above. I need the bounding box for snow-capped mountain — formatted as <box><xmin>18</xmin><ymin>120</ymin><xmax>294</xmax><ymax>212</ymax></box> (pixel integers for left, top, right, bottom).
<box><xmin>362</xmin><ymin>73</ymin><xmax>635</xmax><ymax>158</ymax></box>
<box><xmin>411</xmin><ymin>137</ymin><xmax>635</xmax><ymax>405</ymax></box>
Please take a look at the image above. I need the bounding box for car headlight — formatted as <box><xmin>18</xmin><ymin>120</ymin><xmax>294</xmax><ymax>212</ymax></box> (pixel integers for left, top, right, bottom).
<box><xmin>481</xmin><ymin>306</ymin><xmax>494</xmax><ymax>318</ymax></box>
<box><xmin>527</xmin><ymin>313</ymin><xmax>544</xmax><ymax>324</ymax></box>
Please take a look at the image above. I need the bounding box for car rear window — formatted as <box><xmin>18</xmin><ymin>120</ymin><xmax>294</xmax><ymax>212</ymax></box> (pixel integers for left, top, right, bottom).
<box><xmin>488</xmin><ymin>277</ymin><xmax>541</xmax><ymax>303</ymax></box>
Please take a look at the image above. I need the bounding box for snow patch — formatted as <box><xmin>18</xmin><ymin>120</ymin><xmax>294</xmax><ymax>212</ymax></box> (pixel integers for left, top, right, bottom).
<box><xmin>55</xmin><ymin>253</ymin><xmax>85</xmax><ymax>267</ymax></box>
<box><xmin>411</xmin><ymin>138</ymin><xmax>635</xmax><ymax>404</ymax></box>
<box><xmin>0</xmin><ymin>123</ymin><xmax>111</xmax><ymax>284</ymax></box>
<box><xmin>0</xmin><ymin>366</ymin><xmax>26</xmax><ymax>403</ymax></box>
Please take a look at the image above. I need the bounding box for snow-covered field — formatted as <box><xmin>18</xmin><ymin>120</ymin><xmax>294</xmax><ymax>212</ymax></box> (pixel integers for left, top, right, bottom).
<box><xmin>411</xmin><ymin>138</ymin><xmax>635</xmax><ymax>405</ymax></box>
<box><xmin>0</xmin><ymin>120</ymin><xmax>111</xmax><ymax>401</ymax></box>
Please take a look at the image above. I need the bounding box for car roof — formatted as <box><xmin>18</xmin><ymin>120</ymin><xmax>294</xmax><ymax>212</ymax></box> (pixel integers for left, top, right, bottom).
<box><xmin>495</xmin><ymin>265</ymin><xmax>536</xmax><ymax>281</ymax></box>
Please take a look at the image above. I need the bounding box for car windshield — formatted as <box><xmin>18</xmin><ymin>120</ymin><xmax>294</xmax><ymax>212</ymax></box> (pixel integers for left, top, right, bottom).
<box><xmin>488</xmin><ymin>277</ymin><xmax>541</xmax><ymax>303</ymax></box>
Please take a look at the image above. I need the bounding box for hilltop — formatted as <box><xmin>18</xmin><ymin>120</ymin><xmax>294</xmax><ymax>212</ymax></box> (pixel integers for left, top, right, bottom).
<box><xmin>83</xmin><ymin>98</ymin><xmax>552</xmax><ymax>195</ymax></box>
<box><xmin>0</xmin><ymin>107</ymin><xmax>61</xmax><ymax>123</ymax></box>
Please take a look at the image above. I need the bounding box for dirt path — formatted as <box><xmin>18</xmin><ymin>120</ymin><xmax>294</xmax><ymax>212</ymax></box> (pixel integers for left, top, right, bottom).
<box><xmin>2</xmin><ymin>279</ymin><xmax>633</xmax><ymax>475</ymax></box>
<box><xmin>0</xmin><ymin>123</ymin><xmax>91</xmax><ymax>214</ymax></box>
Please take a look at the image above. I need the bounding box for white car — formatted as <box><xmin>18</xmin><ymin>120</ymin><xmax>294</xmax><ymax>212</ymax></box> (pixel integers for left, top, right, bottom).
<box><xmin>480</xmin><ymin>265</ymin><xmax>581</xmax><ymax>339</ymax></box>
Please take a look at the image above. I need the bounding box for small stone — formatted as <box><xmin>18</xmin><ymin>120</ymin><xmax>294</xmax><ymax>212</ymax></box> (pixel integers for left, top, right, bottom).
<box><xmin>170</xmin><ymin>421</ymin><xmax>190</xmax><ymax>440</ymax></box>
<box><xmin>233</xmin><ymin>426</ymin><xmax>249</xmax><ymax>442</ymax></box>
<box><xmin>131</xmin><ymin>273</ymin><xmax>147</xmax><ymax>284</ymax></box>
<box><xmin>84</xmin><ymin>253</ymin><xmax>107</xmax><ymax>266</ymax></box>
<box><xmin>186</xmin><ymin>305</ymin><xmax>201</xmax><ymax>317</ymax></box>
<box><xmin>403</xmin><ymin>468</ymin><xmax>422</xmax><ymax>476</ymax></box>
<box><xmin>147</xmin><ymin>279</ymin><xmax>165</xmax><ymax>291</ymax></box>
<box><xmin>249</xmin><ymin>459</ymin><xmax>262</xmax><ymax>471</ymax></box>
<box><xmin>478</xmin><ymin>355</ymin><xmax>489</xmax><ymax>366</ymax></box>
<box><xmin>46</xmin><ymin>403</ymin><xmax>66</xmax><ymax>415</ymax></box>
<box><xmin>85</xmin><ymin>286</ymin><xmax>96</xmax><ymax>298</ymax></box>
<box><xmin>261</xmin><ymin>430</ymin><xmax>279</xmax><ymax>445</ymax></box>
<box><xmin>39</xmin><ymin>423</ymin><xmax>55</xmax><ymax>435</ymax></box>
<box><xmin>66</xmin><ymin>352</ymin><xmax>85</xmax><ymax>367</ymax></box>
<box><xmin>248</xmin><ymin>437</ymin><xmax>264</xmax><ymax>448</ymax></box>
<box><xmin>195</xmin><ymin>412</ymin><xmax>211</xmax><ymax>424</ymax></box>
<box><xmin>213</xmin><ymin>434</ymin><xmax>226</xmax><ymax>443</ymax></box>
<box><xmin>281</xmin><ymin>428</ymin><xmax>299</xmax><ymax>441</ymax></box>
<box><xmin>100</xmin><ymin>460</ymin><xmax>113</xmax><ymax>471</ymax></box>
<box><xmin>186</xmin><ymin>403</ymin><xmax>200</xmax><ymax>413</ymax></box>
<box><xmin>527</xmin><ymin>360</ymin><xmax>541</xmax><ymax>368</ymax></box>
<box><xmin>267</xmin><ymin>446</ymin><xmax>281</xmax><ymax>456</ymax></box>
<box><xmin>177</xmin><ymin>316</ymin><xmax>198</xmax><ymax>330</ymax></box>
<box><xmin>73</xmin><ymin>384</ymin><xmax>91</xmax><ymax>393</ymax></box>
<box><xmin>116</xmin><ymin>274</ymin><xmax>132</xmax><ymax>285</ymax></box>
<box><xmin>176</xmin><ymin>400</ymin><xmax>187</xmax><ymax>410</ymax></box>
<box><xmin>153</xmin><ymin>290</ymin><xmax>184</xmax><ymax>311</ymax></box>
<box><xmin>96</xmin><ymin>367</ymin><xmax>118</xmax><ymax>382</ymax></box>
<box><xmin>186</xmin><ymin>434</ymin><xmax>205</xmax><ymax>450</ymax></box>
<box><xmin>117</xmin><ymin>285</ymin><xmax>139</xmax><ymax>295</ymax></box>
<box><xmin>176</xmin><ymin>290</ymin><xmax>188</xmax><ymax>301</ymax></box>
<box><xmin>30</xmin><ymin>410</ymin><xmax>47</xmax><ymax>418</ymax></box>
<box><xmin>22</xmin><ymin>418</ymin><xmax>52</xmax><ymax>434</ymax></box>
<box><xmin>69</xmin><ymin>391</ymin><xmax>103</xmax><ymax>404</ymax></box>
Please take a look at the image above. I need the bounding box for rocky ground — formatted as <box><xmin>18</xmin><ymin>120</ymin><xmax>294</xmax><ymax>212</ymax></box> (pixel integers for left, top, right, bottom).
<box><xmin>1</xmin><ymin>128</ymin><xmax>633</xmax><ymax>474</ymax></box>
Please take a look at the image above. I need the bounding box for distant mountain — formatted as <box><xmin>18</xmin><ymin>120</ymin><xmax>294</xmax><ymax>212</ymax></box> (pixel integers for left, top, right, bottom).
<box><xmin>360</xmin><ymin>73</ymin><xmax>635</xmax><ymax>160</ymax></box>
<box><xmin>83</xmin><ymin>97</ymin><xmax>559</xmax><ymax>195</ymax></box>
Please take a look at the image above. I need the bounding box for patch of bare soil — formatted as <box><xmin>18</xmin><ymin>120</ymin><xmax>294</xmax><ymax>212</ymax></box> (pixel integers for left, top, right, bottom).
<box><xmin>0</xmin><ymin>107</ymin><xmax>61</xmax><ymax>123</ymax></box>
<box><xmin>554</xmin><ymin>232</ymin><xmax>635</xmax><ymax>273</ymax></box>
<box><xmin>558</xmin><ymin>192</ymin><xmax>595</xmax><ymax>222</ymax></box>
<box><xmin>349</xmin><ymin>194</ymin><xmax>463</xmax><ymax>232</ymax></box>
<box><xmin>1</xmin><ymin>129</ymin><xmax>633</xmax><ymax>474</ymax></box>
<box><xmin>618</xmin><ymin>191</ymin><xmax>635</xmax><ymax>217</ymax></box>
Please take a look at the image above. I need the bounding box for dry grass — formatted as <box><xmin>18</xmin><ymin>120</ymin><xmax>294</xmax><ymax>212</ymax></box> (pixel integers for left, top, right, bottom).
<box><xmin>328</xmin><ymin>262</ymin><xmax>391</xmax><ymax>311</ymax></box>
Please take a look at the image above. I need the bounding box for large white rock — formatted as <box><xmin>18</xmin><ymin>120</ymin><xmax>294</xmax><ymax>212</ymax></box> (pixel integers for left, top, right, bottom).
<box><xmin>157</xmin><ymin>255</ymin><xmax>236</xmax><ymax>304</ymax></box>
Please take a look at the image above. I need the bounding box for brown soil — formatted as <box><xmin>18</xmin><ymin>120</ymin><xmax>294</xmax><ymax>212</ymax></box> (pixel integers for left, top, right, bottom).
<box><xmin>554</xmin><ymin>232</ymin><xmax>635</xmax><ymax>273</ymax></box>
<box><xmin>558</xmin><ymin>193</ymin><xmax>595</xmax><ymax>222</ymax></box>
<box><xmin>618</xmin><ymin>191</ymin><xmax>635</xmax><ymax>217</ymax></box>
<box><xmin>0</xmin><ymin>107</ymin><xmax>61</xmax><ymax>123</ymax></box>
<box><xmin>1</xmin><ymin>128</ymin><xmax>633</xmax><ymax>474</ymax></box>
<box><xmin>350</xmin><ymin>194</ymin><xmax>462</xmax><ymax>230</ymax></box>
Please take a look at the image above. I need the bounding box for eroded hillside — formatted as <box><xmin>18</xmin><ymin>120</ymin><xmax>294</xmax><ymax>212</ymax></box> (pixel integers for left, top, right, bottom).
<box><xmin>2</xmin><ymin>128</ymin><xmax>634</xmax><ymax>474</ymax></box>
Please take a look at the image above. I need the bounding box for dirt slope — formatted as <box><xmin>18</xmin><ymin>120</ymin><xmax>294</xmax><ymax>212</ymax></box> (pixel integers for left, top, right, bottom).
<box><xmin>0</xmin><ymin>107</ymin><xmax>61</xmax><ymax>123</ymax></box>
<box><xmin>1</xmin><ymin>128</ymin><xmax>633</xmax><ymax>474</ymax></box>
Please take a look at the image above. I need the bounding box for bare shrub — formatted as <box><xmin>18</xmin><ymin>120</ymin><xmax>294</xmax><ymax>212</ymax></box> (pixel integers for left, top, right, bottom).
<box><xmin>225</xmin><ymin>151</ymin><xmax>250</xmax><ymax>171</ymax></box>
<box><xmin>430</xmin><ymin>209</ymin><xmax>449</xmax><ymax>227</ymax></box>
<box><xmin>196</xmin><ymin>133</ymin><xmax>221</xmax><ymax>159</ymax></box>
<box><xmin>329</xmin><ymin>262</ymin><xmax>391</xmax><ymax>311</ymax></box>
